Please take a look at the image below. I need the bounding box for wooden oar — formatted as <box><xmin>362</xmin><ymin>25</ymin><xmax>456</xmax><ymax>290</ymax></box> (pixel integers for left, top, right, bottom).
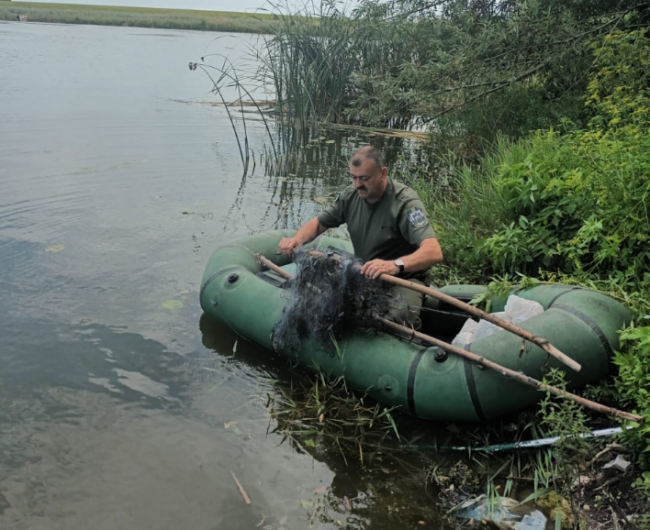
<box><xmin>305</xmin><ymin>251</ymin><xmax>581</xmax><ymax>373</ymax></box>
<box><xmin>378</xmin><ymin>316</ymin><xmax>642</xmax><ymax>423</ymax></box>
<box><xmin>255</xmin><ymin>254</ymin><xmax>640</xmax><ymax>422</ymax></box>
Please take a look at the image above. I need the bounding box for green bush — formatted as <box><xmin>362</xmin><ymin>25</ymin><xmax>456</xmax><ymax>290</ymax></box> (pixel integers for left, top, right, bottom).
<box><xmin>480</xmin><ymin>126</ymin><xmax>650</xmax><ymax>279</ymax></box>
<box><xmin>419</xmin><ymin>30</ymin><xmax>650</xmax><ymax>283</ymax></box>
<box><xmin>614</xmin><ymin>325</ymin><xmax>650</xmax><ymax>497</ymax></box>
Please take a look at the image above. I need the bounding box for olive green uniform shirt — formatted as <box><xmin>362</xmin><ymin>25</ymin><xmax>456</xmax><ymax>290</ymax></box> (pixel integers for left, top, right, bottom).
<box><xmin>317</xmin><ymin>179</ymin><xmax>436</xmax><ymax>278</ymax></box>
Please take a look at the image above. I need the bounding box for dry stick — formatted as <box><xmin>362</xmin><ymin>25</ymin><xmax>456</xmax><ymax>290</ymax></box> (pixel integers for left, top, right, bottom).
<box><xmin>262</xmin><ymin>251</ymin><xmax>580</xmax><ymax>372</ymax></box>
<box><xmin>256</xmin><ymin>254</ymin><xmax>642</xmax><ymax>422</ymax></box>
<box><xmin>305</xmin><ymin>250</ymin><xmax>581</xmax><ymax>373</ymax></box>
<box><xmin>231</xmin><ymin>471</ymin><xmax>251</xmax><ymax>505</ymax></box>
<box><xmin>257</xmin><ymin>254</ymin><xmax>325</xmax><ymax>295</ymax></box>
<box><xmin>378</xmin><ymin>316</ymin><xmax>643</xmax><ymax>423</ymax></box>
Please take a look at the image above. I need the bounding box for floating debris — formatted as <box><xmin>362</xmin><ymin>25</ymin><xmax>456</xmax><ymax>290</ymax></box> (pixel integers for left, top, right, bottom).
<box><xmin>161</xmin><ymin>299</ymin><xmax>183</xmax><ymax>309</ymax></box>
<box><xmin>45</xmin><ymin>244</ymin><xmax>65</xmax><ymax>253</ymax></box>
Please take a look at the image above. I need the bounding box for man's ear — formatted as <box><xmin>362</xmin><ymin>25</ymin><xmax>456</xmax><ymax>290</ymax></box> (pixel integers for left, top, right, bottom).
<box><xmin>381</xmin><ymin>166</ymin><xmax>388</xmax><ymax>180</ymax></box>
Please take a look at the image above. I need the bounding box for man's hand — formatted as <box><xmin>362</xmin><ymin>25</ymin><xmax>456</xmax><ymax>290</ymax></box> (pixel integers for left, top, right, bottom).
<box><xmin>279</xmin><ymin>237</ymin><xmax>302</xmax><ymax>256</ymax></box>
<box><xmin>360</xmin><ymin>259</ymin><xmax>400</xmax><ymax>280</ymax></box>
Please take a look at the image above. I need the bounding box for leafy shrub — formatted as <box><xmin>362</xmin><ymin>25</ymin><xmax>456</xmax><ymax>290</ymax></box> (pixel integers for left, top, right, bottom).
<box><xmin>614</xmin><ymin>325</ymin><xmax>650</xmax><ymax>497</ymax></box>
<box><xmin>480</xmin><ymin>126</ymin><xmax>650</xmax><ymax>279</ymax></box>
<box><xmin>433</xmin><ymin>31</ymin><xmax>650</xmax><ymax>282</ymax></box>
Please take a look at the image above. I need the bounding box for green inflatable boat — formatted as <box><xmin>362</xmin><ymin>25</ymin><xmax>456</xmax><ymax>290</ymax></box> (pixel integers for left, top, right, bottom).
<box><xmin>200</xmin><ymin>231</ymin><xmax>632</xmax><ymax>422</ymax></box>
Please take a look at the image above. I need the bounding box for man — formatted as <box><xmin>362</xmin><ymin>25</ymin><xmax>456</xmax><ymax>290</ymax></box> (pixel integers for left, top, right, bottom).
<box><xmin>279</xmin><ymin>146</ymin><xmax>443</xmax><ymax>327</ymax></box>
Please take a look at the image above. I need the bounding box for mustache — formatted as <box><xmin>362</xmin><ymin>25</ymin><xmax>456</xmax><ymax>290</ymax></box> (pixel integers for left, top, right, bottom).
<box><xmin>357</xmin><ymin>186</ymin><xmax>367</xmax><ymax>192</ymax></box>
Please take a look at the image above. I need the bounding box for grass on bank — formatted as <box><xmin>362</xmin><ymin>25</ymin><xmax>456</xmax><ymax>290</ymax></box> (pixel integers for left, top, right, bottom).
<box><xmin>0</xmin><ymin>2</ymin><xmax>280</xmax><ymax>33</ymax></box>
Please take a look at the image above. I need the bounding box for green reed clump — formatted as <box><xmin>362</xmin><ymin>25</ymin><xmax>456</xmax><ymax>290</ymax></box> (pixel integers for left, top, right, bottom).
<box><xmin>255</xmin><ymin>1</ymin><xmax>353</xmax><ymax>135</ymax></box>
<box><xmin>268</xmin><ymin>371</ymin><xmax>404</xmax><ymax>466</ymax></box>
<box><xmin>253</xmin><ymin>0</ymin><xmax>404</xmax><ymax>146</ymax></box>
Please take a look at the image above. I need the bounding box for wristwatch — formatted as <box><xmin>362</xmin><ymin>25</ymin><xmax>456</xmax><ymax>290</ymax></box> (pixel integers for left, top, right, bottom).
<box><xmin>394</xmin><ymin>258</ymin><xmax>405</xmax><ymax>275</ymax></box>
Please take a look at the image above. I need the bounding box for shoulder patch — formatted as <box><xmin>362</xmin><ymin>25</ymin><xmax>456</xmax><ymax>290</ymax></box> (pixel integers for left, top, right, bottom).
<box><xmin>407</xmin><ymin>206</ymin><xmax>429</xmax><ymax>228</ymax></box>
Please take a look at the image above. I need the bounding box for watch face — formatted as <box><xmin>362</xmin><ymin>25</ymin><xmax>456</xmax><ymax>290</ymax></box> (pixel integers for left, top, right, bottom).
<box><xmin>395</xmin><ymin>259</ymin><xmax>404</xmax><ymax>266</ymax></box>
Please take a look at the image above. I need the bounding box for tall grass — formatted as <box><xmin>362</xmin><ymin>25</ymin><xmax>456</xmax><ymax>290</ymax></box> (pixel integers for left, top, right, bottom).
<box><xmin>253</xmin><ymin>0</ymin><xmax>357</xmax><ymax>147</ymax></box>
<box><xmin>0</xmin><ymin>2</ymin><xmax>277</xmax><ymax>33</ymax></box>
<box><xmin>251</xmin><ymin>0</ymin><xmax>409</xmax><ymax>147</ymax></box>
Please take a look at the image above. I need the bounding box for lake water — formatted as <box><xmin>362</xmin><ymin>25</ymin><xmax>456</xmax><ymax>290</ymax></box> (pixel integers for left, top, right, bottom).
<box><xmin>0</xmin><ymin>21</ymin><xmax>448</xmax><ymax>530</ymax></box>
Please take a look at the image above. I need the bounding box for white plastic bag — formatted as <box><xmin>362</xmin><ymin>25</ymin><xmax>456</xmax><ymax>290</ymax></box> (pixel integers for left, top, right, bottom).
<box><xmin>504</xmin><ymin>295</ymin><xmax>544</xmax><ymax>324</ymax></box>
<box><xmin>455</xmin><ymin>494</ymin><xmax>548</xmax><ymax>530</ymax></box>
<box><xmin>451</xmin><ymin>318</ymin><xmax>478</xmax><ymax>346</ymax></box>
<box><xmin>473</xmin><ymin>311</ymin><xmax>511</xmax><ymax>342</ymax></box>
<box><xmin>471</xmin><ymin>295</ymin><xmax>545</xmax><ymax>343</ymax></box>
<box><xmin>452</xmin><ymin>295</ymin><xmax>546</xmax><ymax>346</ymax></box>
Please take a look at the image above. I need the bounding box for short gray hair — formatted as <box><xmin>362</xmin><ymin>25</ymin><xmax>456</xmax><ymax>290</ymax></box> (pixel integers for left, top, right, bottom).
<box><xmin>350</xmin><ymin>146</ymin><xmax>385</xmax><ymax>171</ymax></box>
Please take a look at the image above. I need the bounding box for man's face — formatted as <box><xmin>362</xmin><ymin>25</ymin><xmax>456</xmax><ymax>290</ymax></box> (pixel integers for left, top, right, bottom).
<box><xmin>349</xmin><ymin>158</ymin><xmax>387</xmax><ymax>204</ymax></box>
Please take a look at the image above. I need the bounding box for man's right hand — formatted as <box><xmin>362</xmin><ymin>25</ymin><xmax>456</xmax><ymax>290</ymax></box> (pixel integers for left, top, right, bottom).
<box><xmin>279</xmin><ymin>237</ymin><xmax>302</xmax><ymax>256</ymax></box>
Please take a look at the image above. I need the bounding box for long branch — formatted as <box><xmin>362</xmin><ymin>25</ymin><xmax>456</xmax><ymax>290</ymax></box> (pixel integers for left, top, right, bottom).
<box><xmin>379</xmin><ymin>317</ymin><xmax>643</xmax><ymax>423</ymax></box>
<box><xmin>427</xmin><ymin>61</ymin><xmax>548</xmax><ymax>121</ymax></box>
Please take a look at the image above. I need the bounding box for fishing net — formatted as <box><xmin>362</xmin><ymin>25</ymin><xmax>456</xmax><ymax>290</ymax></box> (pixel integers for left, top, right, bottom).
<box><xmin>271</xmin><ymin>248</ymin><xmax>394</xmax><ymax>353</ymax></box>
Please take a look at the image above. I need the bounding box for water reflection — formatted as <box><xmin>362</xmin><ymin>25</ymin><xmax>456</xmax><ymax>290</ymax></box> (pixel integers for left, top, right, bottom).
<box><xmin>0</xmin><ymin>317</ymin><xmax>339</xmax><ymax>530</ymax></box>
<box><xmin>222</xmin><ymin>124</ymin><xmax>419</xmax><ymax>235</ymax></box>
<box><xmin>199</xmin><ymin>314</ymin><xmax>454</xmax><ymax>529</ymax></box>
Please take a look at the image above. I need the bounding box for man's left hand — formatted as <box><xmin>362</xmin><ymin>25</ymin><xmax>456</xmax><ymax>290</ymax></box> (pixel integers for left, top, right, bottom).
<box><xmin>360</xmin><ymin>259</ymin><xmax>400</xmax><ymax>280</ymax></box>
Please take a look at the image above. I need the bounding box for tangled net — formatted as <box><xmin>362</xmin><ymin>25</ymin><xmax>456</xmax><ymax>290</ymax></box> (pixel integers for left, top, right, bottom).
<box><xmin>272</xmin><ymin>248</ymin><xmax>394</xmax><ymax>353</ymax></box>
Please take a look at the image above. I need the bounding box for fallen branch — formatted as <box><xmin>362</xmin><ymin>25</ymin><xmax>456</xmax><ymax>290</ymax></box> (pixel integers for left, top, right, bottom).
<box><xmin>380</xmin><ymin>273</ymin><xmax>581</xmax><ymax>372</ymax></box>
<box><xmin>378</xmin><ymin>316</ymin><xmax>643</xmax><ymax>423</ymax></box>
<box><xmin>231</xmin><ymin>471</ymin><xmax>251</xmax><ymax>505</ymax></box>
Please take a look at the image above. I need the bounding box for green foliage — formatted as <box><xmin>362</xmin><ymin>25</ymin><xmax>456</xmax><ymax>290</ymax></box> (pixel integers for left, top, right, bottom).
<box><xmin>537</xmin><ymin>368</ymin><xmax>591</xmax><ymax>518</ymax></box>
<box><xmin>254</xmin><ymin>0</ymin><xmax>650</xmax><ymax>145</ymax></box>
<box><xmin>350</xmin><ymin>0</ymin><xmax>647</xmax><ymax>139</ymax></box>
<box><xmin>481</xmin><ymin>127</ymin><xmax>650</xmax><ymax>279</ymax></box>
<box><xmin>421</xmin><ymin>31</ymin><xmax>650</xmax><ymax>285</ymax></box>
<box><xmin>539</xmin><ymin>369</ymin><xmax>589</xmax><ymax>443</ymax></box>
<box><xmin>613</xmin><ymin>325</ymin><xmax>650</xmax><ymax>497</ymax></box>
<box><xmin>435</xmin><ymin>85</ymin><xmax>586</xmax><ymax>155</ymax></box>
<box><xmin>586</xmin><ymin>30</ymin><xmax>650</xmax><ymax>129</ymax></box>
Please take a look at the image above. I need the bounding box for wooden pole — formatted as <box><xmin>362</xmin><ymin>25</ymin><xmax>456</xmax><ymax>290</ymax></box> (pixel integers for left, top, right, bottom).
<box><xmin>305</xmin><ymin>251</ymin><xmax>581</xmax><ymax>373</ymax></box>
<box><xmin>378</xmin><ymin>316</ymin><xmax>643</xmax><ymax>423</ymax></box>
